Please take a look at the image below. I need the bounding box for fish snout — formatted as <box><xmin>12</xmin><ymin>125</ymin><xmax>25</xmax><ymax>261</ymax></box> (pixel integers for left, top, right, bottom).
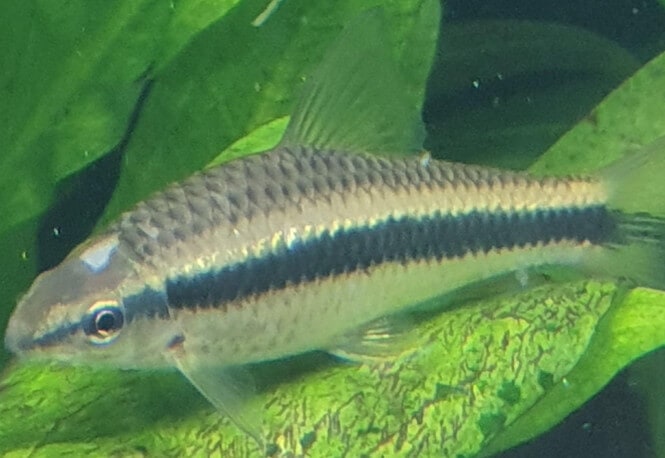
<box><xmin>4</xmin><ymin>313</ymin><xmax>34</xmax><ymax>354</ymax></box>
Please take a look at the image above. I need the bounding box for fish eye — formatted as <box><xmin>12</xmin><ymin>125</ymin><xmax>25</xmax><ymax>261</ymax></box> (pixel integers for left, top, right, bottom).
<box><xmin>84</xmin><ymin>300</ymin><xmax>124</xmax><ymax>345</ymax></box>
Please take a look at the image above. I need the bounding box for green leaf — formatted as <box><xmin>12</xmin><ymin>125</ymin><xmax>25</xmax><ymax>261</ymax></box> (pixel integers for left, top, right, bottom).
<box><xmin>101</xmin><ymin>0</ymin><xmax>440</xmax><ymax>224</ymax></box>
<box><xmin>0</xmin><ymin>0</ymin><xmax>240</xmax><ymax>237</ymax></box>
<box><xmin>208</xmin><ymin>117</ymin><xmax>289</xmax><ymax>167</ymax></box>
<box><xmin>0</xmin><ymin>0</ymin><xmax>242</xmax><ymax>354</ymax></box>
<box><xmin>424</xmin><ymin>20</ymin><xmax>640</xmax><ymax>169</ymax></box>
<box><xmin>481</xmin><ymin>288</ymin><xmax>665</xmax><ymax>456</ymax></box>
<box><xmin>0</xmin><ymin>281</ymin><xmax>638</xmax><ymax>456</ymax></box>
<box><xmin>530</xmin><ymin>47</ymin><xmax>665</xmax><ymax>176</ymax></box>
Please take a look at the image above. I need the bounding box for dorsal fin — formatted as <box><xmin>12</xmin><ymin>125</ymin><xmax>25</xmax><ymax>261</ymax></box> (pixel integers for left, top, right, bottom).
<box><xmin>278</xmin><ymin>10</ymin><xmax>426</xmax><ymax>156</ymax></box>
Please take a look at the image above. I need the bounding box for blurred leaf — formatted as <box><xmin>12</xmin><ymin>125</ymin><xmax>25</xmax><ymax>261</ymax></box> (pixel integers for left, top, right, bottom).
<box><xmin>101</xmin><ymin>0</ymin><xmax>440</xmax><ymax>224</ymax></box>
<box><xmin>0</xmin><ymin>0</ymin><xmax>240</xmax><ymax>237</ymax></box>
<box><xmin>0</xmin><ymin>219</ymin><xmax>41</xmax><ymax>366</ymax></box>
<box><xmin>531</xmin><ymin>47</ymin><xmax>665</xmax><ymax>175</ymax></box>
<box><xmin>424</xmin><ymin>20</ymin><xmax>640</xmax><ymax>169</ymax></box>
<box><xmin>0</xmin><ymin>0</ymin><xmax>242</xmax><ymax>355</ymax></box>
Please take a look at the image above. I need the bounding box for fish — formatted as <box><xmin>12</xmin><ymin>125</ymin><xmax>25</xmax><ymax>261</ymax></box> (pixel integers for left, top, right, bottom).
<box><xmin>5</xmin><ymin>2</ymin><xmax>665</xmax><ymax>449</ymax></box>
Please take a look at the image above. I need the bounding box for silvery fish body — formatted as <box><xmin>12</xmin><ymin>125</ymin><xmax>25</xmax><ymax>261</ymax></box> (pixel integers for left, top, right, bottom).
<box><xmin>4</xmin><ymin>146</ymin><xmax>610</xmax><ymax>366</ymax></box>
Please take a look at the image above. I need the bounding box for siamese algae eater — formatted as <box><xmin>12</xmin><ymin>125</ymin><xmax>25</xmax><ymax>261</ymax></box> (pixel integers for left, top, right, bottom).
<box><xmin>5</xmin><ymin>8</ymin><xmax>665</xmax><ymax>447</ymax></box>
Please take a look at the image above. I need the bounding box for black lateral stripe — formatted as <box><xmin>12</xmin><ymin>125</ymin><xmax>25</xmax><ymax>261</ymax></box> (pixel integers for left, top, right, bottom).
<box><xmin>124</xmin><ymin>287</ymin><xmax>170</xmax><ymax>322</ymax></box>
<box><xmin>27</xmin><ymin>287</ymin><xmax>170</xmax><ymax>351</ymax></box>
<box><xmin>29</xmin><ymin>321</ymin><xmax>80</xmax><ymax>350</ymax></box>
<box><xmin>165</xmin><ymin>206</ymin><xmax>616</xmax><ymax>310</ymax></box>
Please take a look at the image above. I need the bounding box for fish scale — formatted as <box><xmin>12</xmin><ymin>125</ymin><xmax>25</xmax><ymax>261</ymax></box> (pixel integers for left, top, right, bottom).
<box><xmin>112</xmin><ymin>147</ymin><xmax>604</xmax><ymax>271</ymax></box>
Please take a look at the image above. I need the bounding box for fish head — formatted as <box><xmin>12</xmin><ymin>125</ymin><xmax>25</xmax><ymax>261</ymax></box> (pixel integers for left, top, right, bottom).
<box><xmin>5</xmin><ymin>233</ymin><xmax>177</xmax><ymax>368</ymax></box>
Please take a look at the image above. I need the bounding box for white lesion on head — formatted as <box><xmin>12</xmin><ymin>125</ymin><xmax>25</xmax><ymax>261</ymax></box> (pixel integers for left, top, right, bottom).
<box><xmin>78</xmin><ymin>234</ymin><xmax>120</xmax><ymax>273</ymax></box>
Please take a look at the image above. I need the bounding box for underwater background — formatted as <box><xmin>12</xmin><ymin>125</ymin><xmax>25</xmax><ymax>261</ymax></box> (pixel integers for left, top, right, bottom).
<box><xmin>1</xmin><ymin>0</ymin><xmax>664</xmax><ymax>456</ymax></box>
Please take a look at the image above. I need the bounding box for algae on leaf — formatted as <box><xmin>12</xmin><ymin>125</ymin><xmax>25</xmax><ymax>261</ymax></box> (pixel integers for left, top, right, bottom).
<box><xmin>1</xmin><ymin>282</ymin><xmax>662</xmax><ymax>456</ymax></box>
<box><xmin>481</xmin><ymin>288</ymin><xmax>665</xmax><ymax>456</ymax></box>
<box><xmin>1</xmin><ymin>281</ymin><xmax>662</xmax><ymax>456</ymax></box>
<box><xmin>0</xmin><ymin>282</ymin><xmax>637</xmax><ymax>456</ymax></box>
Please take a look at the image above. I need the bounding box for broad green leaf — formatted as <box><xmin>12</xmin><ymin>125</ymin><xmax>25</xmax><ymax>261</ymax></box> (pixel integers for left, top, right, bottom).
<box><xmin>0</xmin><ymin>0</ymin><xmax>241</xmax><ymax>237</ymax></box>
<box><xmin>101</xmin><ymin>0</ymin><xmax>440</xmax><ymax>224</ymax></box>
<box><xmin>2</xmin><ymin>280</ymin><xmax>650</xmax><ymax>457</ymax></box>
<box><xmin>0</xmin><ymin>0</ymin><xmax>243</xmax><ymax>357</ymax></box>
<box><xmin>424</xmin><ymin>20</ymin><xmax>640</xmax><ymax>169</ymax></box>
<box><xmin>481</xmin><ymin>288</ymin><xmax>665</xmax><ymax>456</ymax></box>
<box><xmin>531</xmin><ymin>47</ymin><xmax>665</xmax><ymax>175</ymax></box>
<box><xmin>218</xmin><ymin>19</ymin><xmax>643</xmax><ymax>171</ymax></box>
<box><xmin>208</xmin><ymin>117</ymin><xmax>289</xmax><ymax>167</ymax></box>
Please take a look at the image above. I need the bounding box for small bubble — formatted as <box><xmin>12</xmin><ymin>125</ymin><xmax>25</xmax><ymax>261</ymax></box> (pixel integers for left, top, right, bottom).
<box><xmin>53</xmin><ymin>227</ymin><xmax>61</xmax><ymax>237</ymax></box>
<box><xmin>472</xmin><ymin>79</ymin><xmax>480</xmax><ymax>88</ymax></box>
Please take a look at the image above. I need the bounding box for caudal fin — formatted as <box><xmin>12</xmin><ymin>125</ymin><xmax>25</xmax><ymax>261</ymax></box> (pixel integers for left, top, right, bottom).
<box><xmin>602</xmin><ymin>136</ymin><xmax>665</xmax><ymax>217</ymax></box>
<box><xmin>590</xmin><ymin>137</ymin><xmax>665</xmax><ymax>289</ymax></box>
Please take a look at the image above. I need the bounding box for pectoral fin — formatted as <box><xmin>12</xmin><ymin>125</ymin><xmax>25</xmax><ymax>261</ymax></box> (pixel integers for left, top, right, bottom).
<box><xmin>168</xmin><ymin>344</ymin><xmax>263</xmax><ymax>446</ymax></box>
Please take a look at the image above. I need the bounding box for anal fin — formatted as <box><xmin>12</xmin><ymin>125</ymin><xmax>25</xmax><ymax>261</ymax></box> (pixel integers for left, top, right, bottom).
<box><xmin>327</xmin><ymin>315</ymin><xmax>416</xmax><ymax>364</ymax></box>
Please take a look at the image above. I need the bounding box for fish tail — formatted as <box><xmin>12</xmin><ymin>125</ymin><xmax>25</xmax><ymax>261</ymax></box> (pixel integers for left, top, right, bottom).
<box><xmin>587</xmin><ymin>137</ymin><xmax>665</xmax><ymax>288</ymax></box>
